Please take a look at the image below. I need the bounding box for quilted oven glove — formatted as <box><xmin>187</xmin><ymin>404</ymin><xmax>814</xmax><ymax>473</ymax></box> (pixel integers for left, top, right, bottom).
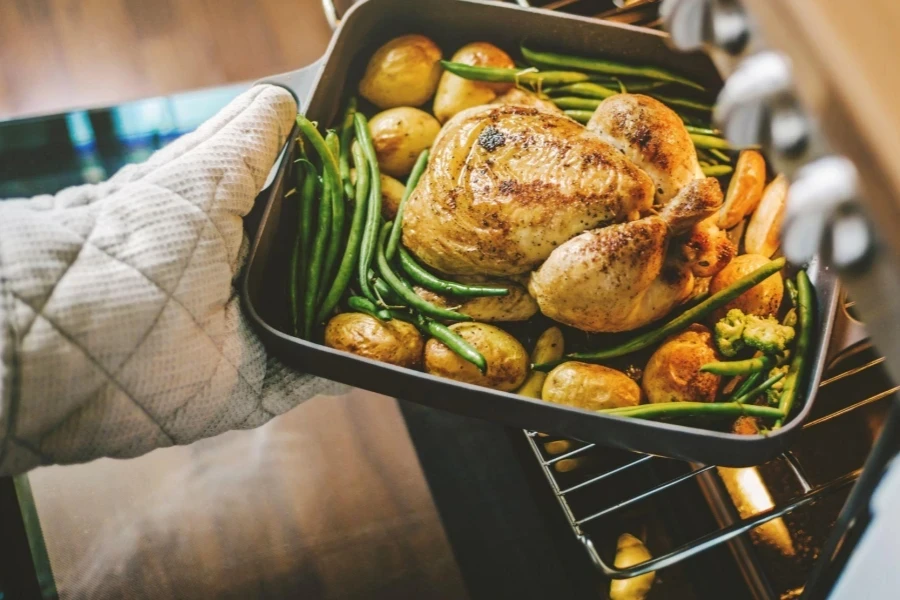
<box><xmin>0</xmin><ymin>85</ymin><xmax>345</xmax><ymax>475</ymax></box>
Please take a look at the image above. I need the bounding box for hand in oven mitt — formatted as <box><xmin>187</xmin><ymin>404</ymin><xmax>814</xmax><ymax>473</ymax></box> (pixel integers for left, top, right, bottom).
<box><xmin>0</xmin><ymin>85</ymin><xmax>345</xmax><ymax>475</ymax></box>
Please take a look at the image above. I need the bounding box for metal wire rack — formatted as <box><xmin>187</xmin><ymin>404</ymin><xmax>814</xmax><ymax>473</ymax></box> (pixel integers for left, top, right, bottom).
<box><xmin>523</xmin><ymin>314</ymin><xmax>890</xmax><ymax>584</ymax></box>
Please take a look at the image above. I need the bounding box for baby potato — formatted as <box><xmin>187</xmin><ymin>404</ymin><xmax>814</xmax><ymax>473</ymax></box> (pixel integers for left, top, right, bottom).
<box><xmin>517</xmin><ymin>326</ymin><xmax>565</xmax><ymax>399</ymax></box>
<box><xmin>424</xmin><ymin>322</ymin><xmax>528</xmax><ymax>391</ymax></box>
<box><xmin>642</xmin><ymin>324</ymin><xmax>722</xmax><ymax>404</ymax></box>
<box><xmin>542</xmin><ymin>362</ymin><xmax>641</xmax><ymax>411</ymax></box>
<box><xmin>433</xmin><ymin>42</ymin><xmax>516</xmax><ymax>123</ymax></box>
<box><xmin>359</xmin><ymin>34</ymin><xmax>443</xmax><ymax>109</ymax></box>
<box><xmin>709</xmin><ymin>253</ymin><xmax>784</xmax><ymax>321</ymax></box>
<box><xmin>369</xmin><ymin>107</ymin><xmax>441</xmax><ymax>177</ymax></box>
<box><xmin>351</xmin><ymin>168</ymin><xmax>406</xmax><ymax>220</ymax></box>
<box><xmin>325</xmin><ymin>313</ymin><xmax>424</xmax><ymax>368</ymax></box>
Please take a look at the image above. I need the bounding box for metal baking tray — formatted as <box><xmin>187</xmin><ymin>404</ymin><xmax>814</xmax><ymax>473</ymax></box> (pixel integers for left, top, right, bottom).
<box><xmin>243</xmin><ymin>0</ymin><xmax>866</xmax><ymax>466</ymax></box>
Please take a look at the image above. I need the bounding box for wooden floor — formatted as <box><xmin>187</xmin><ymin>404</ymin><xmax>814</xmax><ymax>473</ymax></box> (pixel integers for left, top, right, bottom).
<box><xmin>0</xmin><ymin>0</ymin><xmax>334</xmax><ymax>119</ymax></box>
<box><xmin>27</xmin><ymin>391</ymin><xmax>469</xmax><ymax>599</ymax></box>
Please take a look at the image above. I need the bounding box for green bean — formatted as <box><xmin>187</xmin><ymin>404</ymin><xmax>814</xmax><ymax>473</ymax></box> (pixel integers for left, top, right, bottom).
<box><xmin>375</xmin><ymin>222</ymin><xmax>471</xmax><ymax>322</ymax></box>
<box><xmin>732</xmin><ymin>371</ymin><xmax>786</xmax><ymax>405</ymax></box>
<box><xmin>398</xmin><ymin>247</ymin><xmax>509</xmax><ymax>298</ymax></box>
<box><xmin>702</xmin><ymin>165</ymin><xmax>734</xmax><ymax>177</ymax></box>
<box><xmin>701</xmin><ymin>354</ymin><xmax>775</xmax><ymax>376</ymax></box>
<box><xmin>599</xmin><ymin>402</ymin><xmax>783</xmax><ymax>421</ymax></box>
<box><xmin>776</xmin><ymin>270</ymin><xmax>814</xmax><ymax>428</ymax></box>
<box><xmin>347</xmin><ymin>296</ymin><xmax>392</xmax><ymax>321</ymax></box>
<box><xmin>691</xmin><ymin>133</ymin><xmax>733</xmax><ymax>150</ymax></box>
<box><xmin>521</xmin><ymin>45</ymin><xmax>705</xmax><ymax>92</ymax></box>
<box><xmin>685</xmin><ymin>125</ymin><xmax>721</xmax><ymax>136</ymax></box>
<box><xmin>316</xmin><ymin>142</ymin><xmax>371</xmax><ymax>322</ymax></box>
<box><xmin>649</xmin><ymin>93</ymin><xmax>713</xmax><ymax>112</ymax></box>
<box><xmin>423</xmin><ymin>318</ymin><xmax>487</xmax><ymax>374</ymax></box>
<box><xmin>373</xmin><ymin>276</ymin><xmax>404</xmax><ymax>306</ymax></box>
<box><xmin>295</xmin><ymin>116</ymin><xmax>341</xmax><ymax>183</ymax></box>
<box><xmin>709</xmin><ymin>148</ymin><xmax>731</xmax><ymax>163</ymax></box>
<box><xmin>319</xmin><ymin>131</ymin><xmax>344</xmax><ymax>299</ymax></box>
<box><xmin>339</xmin><ymin>97</ymin><xmax>357</xmax><ymax>199</ymax></box>
<box><xmin>729</xmin><ymin>371</ymin><xmax>762</xmax><ymax>402</ymax></box>
<box><xmin>546</xmin><ymin>82</ymin><xmax>618</xmax><ymax>99</ymax></box>
<box><xmin>439</xmin><ymin>61</ymin><xmax>589</xmax><ymax>87</ymax></box>
<box><xmin>303</xmin><ymin>171</ymin><xmax>330</xmax><ymax>339</ymax></box>
<box><xmin>289</xmin><ymin>161</ymin><xmax>316</xmax><ymax>335</ymax></box>
<box><xmin>552</xmin><ymin>96</ymin><xmax>601</xmax><ymax>111</ymax></box>
<box><xmin>386</xmin><ymin>149</ymin><xmax>428</xmax><ymax>261</ymax></box>
<box><xmin>564</xmin><ymin>110</ymin><xmax>594</xmax><ymax>124</ymax></box>
<box><xmin>354</xmin><ymin>112</ymin><xmax>383</xmax><ymax>303</ymax></box>
<box><xmin>785</xmin><ymin>278</ymin><xmax>799</xmax><ymax>306</ymax></box>
<box><xmin>535</xmin><ymin>257</ymin><xmax>786</xmax><ymax>371</ymax></box>
<box><xmin>621</xmin><ymin>80</ymin><xmax>666</xmax><ymax>92</ymax></box>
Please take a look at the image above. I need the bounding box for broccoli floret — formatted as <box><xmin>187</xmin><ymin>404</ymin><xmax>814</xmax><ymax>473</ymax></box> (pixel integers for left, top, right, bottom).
<box><xmin>713</xmin><ymin>308</ymin><xmax>796</xmax><ymax>358</ymax></box>
<box><xmin>766</xmin><ymin>365</ymin><xmax>790</xmax><ymax>405</ymax></box>
<box><xmin>714</xmin><ymin>309</ymin><xmax>746</xmax><ymax>357</ymax></box>
<box><xmin>742</xmin><ymin>315</ymin><xmax>795</xmax><ymax>355</ymax></box>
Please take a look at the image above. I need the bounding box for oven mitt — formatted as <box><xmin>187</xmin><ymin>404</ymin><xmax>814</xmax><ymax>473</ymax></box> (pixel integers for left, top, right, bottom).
<box><xmin>0</xmin><ymin>85</ymin><xmax>346</xmax><ymax>475</ymax></box>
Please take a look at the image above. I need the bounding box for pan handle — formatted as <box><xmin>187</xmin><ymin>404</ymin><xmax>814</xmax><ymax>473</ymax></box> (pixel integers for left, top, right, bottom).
<box><xmin>256</xmin><ymin>59</ymin><xmax>325</xmax><ymax>112</ymax></box>
<box><xmin>825</xmin><ymin>287</ymin><xmax>870</xmax><ymax>368</ymax></box>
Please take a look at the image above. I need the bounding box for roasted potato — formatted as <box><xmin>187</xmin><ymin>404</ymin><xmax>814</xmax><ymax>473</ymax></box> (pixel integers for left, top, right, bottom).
<box><xmin>717</xmin><ymin>150</ymin><xmax>766</xmax><ymax>230</ymax></box>
<box><xmin>709</xmin><ymin>253</ymin><xmax>784</xmax><ymax>321</ymax></box>
<box><xmin>433</xmin><ymin>42</ymin><xmax>515</xmax><ymax>123</ymax></box>
<box><xmin>744</xmin><ymin>174</ymin><xmax>788</xmax><ymax>258</ymax></box>
<box><xmin>517</xmin><ymin>327</ymin><xmax>565</xmax><ymax>399</ymax></box>
<box><xmin>359</xmin><ymin>34</ymin><xmax>442</xmax><ymax>109</ymax></box>
<box><xmin>642</xmin><ymin>324</ymin><xmax>722</xmax><ymax>404</ymax></box>
<box><xmin>325</xmin><ymin>313</ymin><xmax>423</xmax><ymax>368</ymax></box>
<box><xmin>414</xmin><ymin>278</ymin><xmax>538</xmax><ymax>322</ymax></box>
<box><xmin>424</xmin><ymin>322</ymin><xmax>528</xmax><ymax>391</ymax></box>
<box><xmin>350</xmin><ymin>168</ymin><xmax>406</xmax><ymax>220</ymax></box>
<box><xmin>542</xmin><ymin>362</ymin><xmax>641</xmax><ymax>411</ymax></box>
<box><xmin>369</xmin><ymin>107</ymin><xmax>441</xmax><ymax>177</ymax></box>
<box><xmin>609</xmin><ymin>534</ymin><xmax>655</xmax><ymax>600</ymax></box>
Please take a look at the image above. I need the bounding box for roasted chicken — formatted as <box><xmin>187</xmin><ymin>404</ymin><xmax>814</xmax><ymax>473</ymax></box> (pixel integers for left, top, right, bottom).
<box><xmin>402</xmin><ymin>104</ymin><xmax>655</xmax><ymax>276</ymax></box>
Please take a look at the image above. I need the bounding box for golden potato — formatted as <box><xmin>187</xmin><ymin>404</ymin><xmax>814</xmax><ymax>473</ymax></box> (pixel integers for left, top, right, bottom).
<box><xmin>324</xmin><ymin>313</ymin><xmax>423</xmax><ymax>368</ymax></box>
<box><xmin>709</xmin><ymin>253</ymin><xmax>784</xmax><ymax>321</ymax></box>
<box><xmin>413</xmin><ymin>278</ymin><xmax>538</xmax><ymax>322</ymax></box>
<box><xmin>359</xmin><ymin>34</ymin><xmax>442</xmax><ymax>109</ymax></box>
<box><xmin>609</xmin><ymin>534</ymin><xmax>655</xmax><ymax>600</ymax></box>
<box><xmin>517</xmin><ymin>327</ymin><xmax>565</xmax><ymax>399</ymax></box>
<box><xmin>369</xmin><ymin>107</ymin><xmax>440</xmax><ymax>177</ymax></box>
<box><xmin>542</xmin><ymin>362</ymin><xmax>641</xmax><ymax>411</ymax></box>
<box><xmin>433</xmin><ymin>42</ymin><xmax>515</xmax><ymax>123</ymax></box>
<box><xmin>424</xmin><ymin>322</ymin><xmax>528</xmax><ymax>391</ymax></box>
<box><xmin>642</xmin><ymin>324</ymin><xmax>722</xmax><ymax>404</ymax></box>
<box><xmin>351</xmin><ymin>168</ymin><xmax>406</xmax><ymax>220</ymax></box>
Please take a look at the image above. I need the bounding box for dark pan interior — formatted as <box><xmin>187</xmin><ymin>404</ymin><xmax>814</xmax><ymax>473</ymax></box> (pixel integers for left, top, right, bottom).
<box><xmin>244</xmin><ymin>0</ymin><xmax>842</xmax><ymax>466</ymax></box>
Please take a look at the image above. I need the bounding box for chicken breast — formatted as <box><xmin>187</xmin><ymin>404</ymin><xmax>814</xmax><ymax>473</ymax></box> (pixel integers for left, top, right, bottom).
<box><xmin>402</xmin><ymin>104</ymin><xmax>655</xmax><ymax>276</ymax></box>
<box><xmin>491</xmin><ymin>88</ymin><xmax>562</xmax><ymax>114</ymax></box>
<box><xmin>587</xmin><ymin>94</ymin><xmax>703</xmax><ymax>204</ymax></box>
<box><xmin>529</xmin><ymin>179</ymin><xmax>722</xmax><ymax>332</ymax></box>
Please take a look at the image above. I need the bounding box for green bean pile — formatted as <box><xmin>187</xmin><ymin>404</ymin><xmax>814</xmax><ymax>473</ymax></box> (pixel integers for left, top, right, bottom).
<box><xmin>288</xmin><ymin>102</ymin><xmax>513</xmax><ymax>373</ymax></box>
<box><xmin>440</xmin><ymin>44</ymin><xmax>736</xmax><ymax>177</ymax></box>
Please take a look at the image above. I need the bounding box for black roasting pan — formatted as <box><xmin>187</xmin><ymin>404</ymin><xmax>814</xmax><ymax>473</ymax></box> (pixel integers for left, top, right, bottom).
<box><xmin>243</xmin><ymin>0</ymin><xmax>867</xmax><ymax>466</ymax></box>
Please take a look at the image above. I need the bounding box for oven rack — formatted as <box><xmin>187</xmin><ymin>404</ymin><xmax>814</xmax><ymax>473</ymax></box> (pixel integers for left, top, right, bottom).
<box><xmin>524</xmin><ymin>328</ymin><xmax>888</xmax><ymax>582</ymax></box>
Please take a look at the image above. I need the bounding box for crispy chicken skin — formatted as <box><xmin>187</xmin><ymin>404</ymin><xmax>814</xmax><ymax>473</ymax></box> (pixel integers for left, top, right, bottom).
<box><xmin>491</xmin><ymin>88</ymin><xmax>563</xmax><ymax>114</ymax></box>
<box><xmin>402</xmin><ymin>104</ymin><xmax>655</xmax><ymax>276</ymax></box>
<box><xmin>529</xmin><ymin>179</ymin><xmax>722</xmax><ymax>332</ymax></box>
<box><xmin>587</xmin><ymin>94</ymin><xmax>704</xmax><ymax>204</ymax></box>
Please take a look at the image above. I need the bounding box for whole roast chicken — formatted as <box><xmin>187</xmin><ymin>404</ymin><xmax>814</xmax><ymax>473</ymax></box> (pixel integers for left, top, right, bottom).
<box><xmin>402</xmin><ymin>95</ymin><xmax>733</xmax><ymax>333</ymax></box>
